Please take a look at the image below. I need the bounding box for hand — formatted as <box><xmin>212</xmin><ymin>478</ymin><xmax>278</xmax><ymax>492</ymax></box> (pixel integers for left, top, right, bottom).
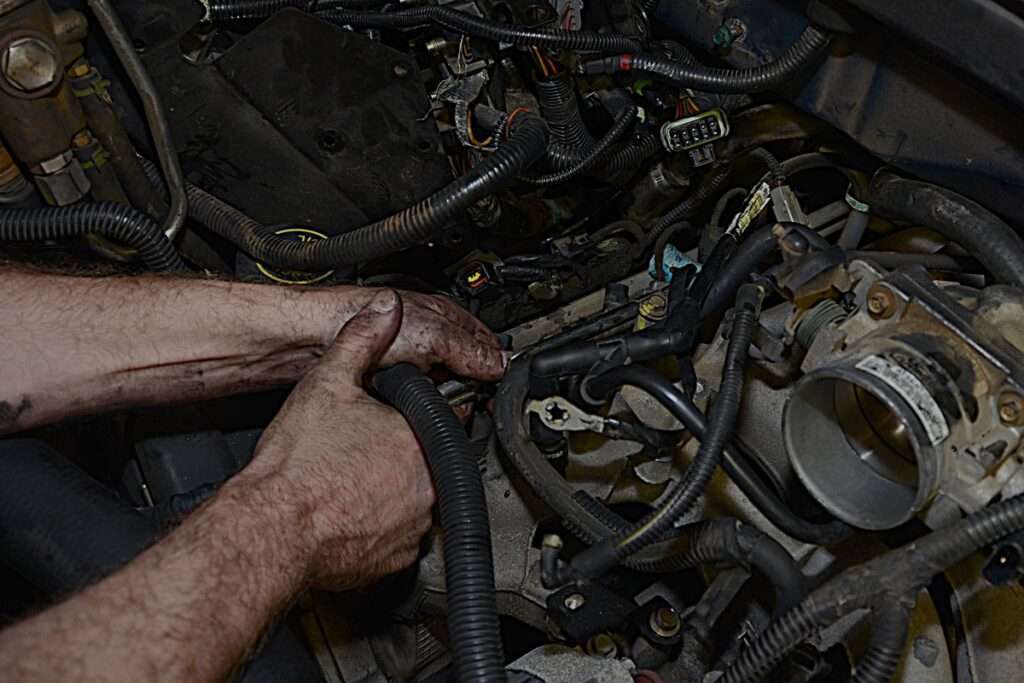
<box><xmin>334</xmin><ymin>288</ymin><xmax>505</xmax><ymax>382</ymax></box>
<box><xmin>240</xmin><ymin>290</ymin><xmax>436</xmax><ymax>590</ymax></box>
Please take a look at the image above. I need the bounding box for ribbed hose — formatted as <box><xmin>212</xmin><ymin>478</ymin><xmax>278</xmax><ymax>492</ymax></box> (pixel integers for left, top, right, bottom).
<box><xmin>373</xmin><ymin>364</ymin><xmax>505</xmax><ymax>683</ymax></box>
<box><xmin>206</xmin><ymin>0</ymin><xmax>387</xmax><ymax>21</ymax></box>
<box><xmin>318</xmin><ymin>7</ymin><xmax>643</xmax><ymax>53</ymax></box>
<box><xmin>149</xmin><ymin>117</ymin><xmax>547</xmax><ymax>271</ymax></box>
<box><xmin>868</xmin><ymin>173</ymin><xmax>1024</xmax><ymax>287</ymax></box>
<box><xmin>722</xmin><ymin>491</ymin><xmax>1024</xmax><ymax>683</ymax></box>
<box><xmin>535</xmin><ymin>77</ymin><xmax>595</xmax><ymax>159</ymax></box>
<box><xmin>524</xmin><ymin>106</ymin><xmax>638</xmax><ymax>186</ymax></box>
<box><xmin>570</xmin><ymin>286</ymin><xmax>760</xmax><ymax>578</ymax></box>
<box><xmin>589</xmin><ymin>26</ymin><xmax>831</xmax><ymax>93</ymax></box>
<box><xmin>0</xmin><ymin>203</ymin><xmax>185</xmax><ymax>272</ymax></box>
<box><xmin>546</xmin><ymin>131</ymin><xmax>661</xmax><ymax>176</ymax></box>
<box><xmin>851</xmin><ymin>602</ymin><xmax>912</xmax><ymax>683</ymax></box>
<box><xmin>645</xmin><ymin>519</ymin><xmax>805</xmax><ymax>613</ymax></box>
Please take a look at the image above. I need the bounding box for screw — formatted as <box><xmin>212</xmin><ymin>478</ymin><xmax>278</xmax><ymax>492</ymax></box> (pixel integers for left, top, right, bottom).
<box><xmin>2</xmin><ymin>38</ymin><xmax>60</xmax><ymax>93</ymax></box>
<box><xmin>649</xmin><ymin>606</ymin><xmax>681</xmax><ymax>638</ymax></box>
<box><xmin>392</xmin><ymin>63</ymin><xmax>409</xmax><ymax>78</ymax></box>
<box><xmin>563</xmin><ymin>593</ymin><xmax>585</xmax><ymax>611</ymax></box>
<box><xmin>866</xmin><ymin>286</ymin><xmax>897</xmax><ymax>319</ymax></box>
<box><xmin>999</xmin><ymin>392</ymin><xmax>1024</xmax><ymax>427</ymax></box>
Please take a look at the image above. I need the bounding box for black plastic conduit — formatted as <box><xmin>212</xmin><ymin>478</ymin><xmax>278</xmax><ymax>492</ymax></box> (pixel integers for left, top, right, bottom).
<box><xmin>318</xmin><ymin>7</ymin><xmax>643</xmax><ymax>54</ymax></box>
<box><xmin>149</xmin><ymin>117</ymin><xmax>547</xmax><ymax>271</ymax></box>
<box><xmin>580</xmin><ymin>25</ymin><xmax>832</xmax><ymax>93</ymax></box>
<box><xmin>720</xmin><ymin>490</ymin><xmax>1024</xmax><ymax>683</ymax></box>
<box><xmin>546</xmin><ymin>131</ymin><xmax>661</xmax><ymax>176</ymax></box>
<box><xmin>373</xmin><ymin>364</ymin><xmax>505</xmax><ymax>683</ymax></box>
<box><xmin>535</xmin><ymin>76</ymin><xmax>595</xmax><ymax>157</ymax></box>
<box><xmin>850</xmin><ymin>601</ymin><xmax>913</xmax><ymax>683</ymax></box>
<box><xmin>569</xmin><ymin>284</ymin><xmax>761</xmax><ymax>579</ymax></box>
<box><xmin>524</xmin><ymin>106</ymin><xmax>638</xmax><ymax>186</ymax></box>
<box><xmin>0</xmin><ymin>203</ymin><xmax>185</xmax><ymax>272</ymax></box>
<box><xmin>869</xmin><ymin>172</ymin><xmax>1024</xmax><ymax>287</ymax></box>
<box><xmin>206</xmin><ymin>0</ymin><xmax>390</xmax><ymax>21</ymax></box>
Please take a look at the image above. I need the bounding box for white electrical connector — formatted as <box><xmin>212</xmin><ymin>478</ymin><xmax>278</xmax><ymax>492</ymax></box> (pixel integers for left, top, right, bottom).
<box><xmin>659</xmin><ymin>109</ymin><xmax>730</xmax><ymax>153</ymax></box>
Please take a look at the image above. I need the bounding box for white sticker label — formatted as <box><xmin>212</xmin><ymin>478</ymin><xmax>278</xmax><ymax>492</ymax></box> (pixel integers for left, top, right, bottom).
<box><xmin>856</xmin><ymin>355</ymin><xmax>950</xmax><ymax>446</ymax></box>
<box><xmin>726</xmin><ymin>182</ymin><xmax>772</xmax><ymax>237</ymax></box>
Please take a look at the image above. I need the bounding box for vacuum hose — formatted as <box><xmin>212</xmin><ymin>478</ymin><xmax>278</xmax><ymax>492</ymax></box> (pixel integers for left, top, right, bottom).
<box><xmin>580</xmin><ymin>25</ymin><xmax>832</xmax><ymax>93</ymax></box>
<box><xmin>569</xmin><ymin>283</ymin><xmax>762</xmax><ymax>579</ymax></box>
<box><xmin>869</xmin><ymin>173</ymin><xmax>1024</xmax><ymax>287</ymax></box>
<box><xmin>373</xmin><ymin>364</ymin><xmax>506</xmax><ymax>683</ymax></box>
<box><xmin>0</xmin><ymin>202</ymin><xmax>185</xmax><ymax>272</ymax></box>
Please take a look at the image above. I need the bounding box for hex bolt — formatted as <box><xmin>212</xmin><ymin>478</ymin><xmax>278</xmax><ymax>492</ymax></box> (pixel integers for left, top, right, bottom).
<box><xmin>866</xmin><ymin>285</ymin><xmax>897</xmax><ymax>319</ymax></box>
<box><xmin>999</xmin><ymin>392</ymin><xmax>1024</xmax><ymax>427</ymax></box>
<box><xmin>649</xmin><ymin>606</ymin><xmax>681</xmax><ymax>638</ymax></box>
<box><xmin>2</xmin><ymin>37</ymin><xmax>60</xmax><ymax>93</ymax></box>
<box><xmin>563</xmin><ymin>593</ymin><xmax>585</xmax><ymax>611</ymax></box>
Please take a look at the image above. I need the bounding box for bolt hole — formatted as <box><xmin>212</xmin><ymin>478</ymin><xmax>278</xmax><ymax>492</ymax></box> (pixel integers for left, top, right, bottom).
<box><xmin>416</xmin><ymin>137</ymin><xmax>434</xmax><ymax>152</ymax></box>
<box><xmin>318</xmin><ymin>129</ymin><xmax>343</xmax><ymax>154</ymax></box>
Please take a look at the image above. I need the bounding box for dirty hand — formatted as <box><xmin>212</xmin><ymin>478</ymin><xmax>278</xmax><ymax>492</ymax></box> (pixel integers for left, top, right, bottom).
<box><xmin>239</xmin><ymin>290</ymin><xmax>437</xmax><ymax>590</ymax></box>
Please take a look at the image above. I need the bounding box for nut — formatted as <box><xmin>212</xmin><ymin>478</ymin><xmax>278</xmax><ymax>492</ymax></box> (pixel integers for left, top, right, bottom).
<box><xmin>866</xmin><ymin>286</ymin><xmax>897</xmax><ymax>319</ymax></box>
<box><xmin>999</xmin><ymin>392</ymin><xmax>1024</xmax><ymax>427</ymax></box>
<box><xmin>2</xmin><ymin>37</ymin><xmax>60</xmax><ymax>93</ymax></box>
<box><xmin>563</xmin><ymin>593</ymin><xmax>585</xmax><ymax>611</ymax></box>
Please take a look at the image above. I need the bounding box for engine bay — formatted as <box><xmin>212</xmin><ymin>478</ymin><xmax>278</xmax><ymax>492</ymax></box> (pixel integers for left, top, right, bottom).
<box><xmin>2</xmin><ymin>1</ymin><xmax>1024</xmax><ymax>681</ymax></box>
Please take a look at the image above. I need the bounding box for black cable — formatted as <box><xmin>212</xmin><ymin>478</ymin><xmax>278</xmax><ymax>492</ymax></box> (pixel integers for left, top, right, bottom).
<box><xmin>570</xmin><ymin>284</ymin><xmax>762</xmax><ymax>578</ymax></box>
<box><xmin>546</xmin><ymin>131</ymin><xmax>661</xmax><ymax>176</ymax></box>
<box><xmin>850</xmin><ymin>600</ymin><xmax>913</xmax><ymax>683</ymax></box>
<box><xmin>535</xmin><ymin>76</ymin><xmax>595</xmax><ymax>158</ymax></box>
<box><xmin>147</xmin><ymin>117</ymin><xmax>547</xmax><ymax>271</ymax></box>
<box><xmin>373</xmin><ymin>364</ymin><xmax>506</xmax><ymax>683</ymax></box>
<box><xmin>523</xmin><ymin>106</ymin><xmax>638</xmax><ymax>186</ymax></box>
<box><xmin>0</xmin><ymin>203</ymin><xmax>185</xmax><ymax>272</ymax></box>
<box><xmin>318</xmin><ymin>7</ymin><xmax>642</xmax><ymax>54</ymax></box>
<box><xmin>580</xmin><ymin>26</ymin><xmax>832</xmax><ymax>94</ymax></box>
<box><xmin>206</xmin><ymin>0</ymin><xmax>390</xmax><ymax>21</ymax></box>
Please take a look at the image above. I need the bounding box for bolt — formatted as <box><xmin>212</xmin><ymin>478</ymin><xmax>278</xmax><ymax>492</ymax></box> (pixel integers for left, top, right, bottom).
<box><xmin>563</xmin><ymin>593</ymin><xmax>585</xmax><ymax>611</ymax></box>
<box><xmin>588</xmin><ymin>633</ymin><xmax>617</xmax><ymax>658</ymax></box>
<box><xmin>70</xmin><ymin>63</ymin><xmax>90</xmax><ymax>78</ymax></box>
<box><xmin>2</xmin><ymin>37</ymin><xmax>60</xmax><ymax>93</ymax></box>
<box><xmin>999</xmin><ymin>392</ymin><xmax>1024</xmax><ymax>427</ymax></box>
<box><xmin>866</xmin><ymin>286</ymin><xmax>897</xmax><ymax>319</ymax></box>
<box><xmin>392</xmin><ymin>63</ymin><xmax>409</xmax><ymax>78</ymax></box>
<box><xmin>649</xmin><ymin>606</ymin><xmax>681</xmax><ymax>638</ymax></box>
<box><xmin>71</xmin><ymin>131</ymin><xmax>92</xmax><ymax>149</ymax></box>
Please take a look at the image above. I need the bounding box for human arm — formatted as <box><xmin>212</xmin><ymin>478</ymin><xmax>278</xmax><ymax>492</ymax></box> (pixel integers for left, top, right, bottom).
<box><xmin>0</xmin><ymin>290</ymin><xmax>440</xmax><ymax>682</ymax></box>
<box><xmin>0</xmin><ymin>267</ymin><xmax>503</xmax><ymax>434</ymax></box>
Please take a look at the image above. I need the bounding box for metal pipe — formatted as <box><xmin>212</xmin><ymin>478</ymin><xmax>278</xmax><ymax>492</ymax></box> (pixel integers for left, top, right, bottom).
<box><xmin>87</xmin><ymin>0</ymin><xmax>186</xmax><ymax>242</ymax></box>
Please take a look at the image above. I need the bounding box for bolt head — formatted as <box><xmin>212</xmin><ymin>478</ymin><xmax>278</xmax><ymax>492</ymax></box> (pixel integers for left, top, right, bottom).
<box><xmin>3</xmin><ymin>38</ymin><xmax>60</xmax><ymax>93</ymax></box>
<box><xmin>999</xmin><ymin>393</ymin><xmax>1024</xmax><ymax>427</ymax></box>
<box><xmin>563</xmin><ymin>593</ymin><xmax>585</xmax><ymax>611</ymax></box>
<box><xmin>866</xmin><ymin>286</ymin><xmax>897</xmax><ymax>319</ymax></box>
<box><xmin>649</xmin><ymin>606</ymin><xmax>681</xmax><ymax>637</ymax></box>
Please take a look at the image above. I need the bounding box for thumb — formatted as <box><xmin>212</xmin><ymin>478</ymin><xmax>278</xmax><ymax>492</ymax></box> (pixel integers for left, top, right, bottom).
<box><xmin>319</xmin><ymin>289</ymin><xmax>403</xmax><ymax>388</ymax></box>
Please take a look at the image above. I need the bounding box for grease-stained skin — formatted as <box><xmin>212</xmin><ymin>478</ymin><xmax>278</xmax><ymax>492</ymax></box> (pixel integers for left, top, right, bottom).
<box><xmin>0</xmin><ymin>267</ymin><xmax>504</xmax><ymax>434</ymax></box>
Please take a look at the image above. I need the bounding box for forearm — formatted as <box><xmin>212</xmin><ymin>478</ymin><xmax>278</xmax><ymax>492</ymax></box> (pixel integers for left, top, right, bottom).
<box><xmin>0</xmin><ymin>268</ymin><xmax>374</xmax><ymax>434</ymax></box>
<box><xmin>0</xmin><ymin>470</ymin><xmax>312</xmax><ymax>683</ymax></box>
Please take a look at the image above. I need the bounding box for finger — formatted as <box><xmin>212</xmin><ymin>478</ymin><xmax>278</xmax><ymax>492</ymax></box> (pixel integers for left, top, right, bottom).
<box><xmin>442</xmin><ymin>329</ymin><xmax>507</xmax><ymax>381</ymax></box>
<box><xmin>430</xmin><ymin>295</ymin><xmax>502</xmax><ymax>348</ymax></box>
<box><xmin>319</xmin><ymin>289</ymin><xmax>403</xmax><ymax>387</ymax></box>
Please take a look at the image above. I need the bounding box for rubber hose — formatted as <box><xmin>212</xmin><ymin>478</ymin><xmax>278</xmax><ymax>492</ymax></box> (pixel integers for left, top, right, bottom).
<box><xmin>570</xmin><ymin>285</ymin><xmax>760</xmax><ymax>578</ymax></box>
<box><xmin>535</xmin><ymin>77</ymin><xmax>595</xmax><ymax>158</ymax></box>
<box><xmin>0</xmin><ymin>203</ymin><xmax>185</xmax><ymax>272</ymax></box>
<box><xmin>721</xmin><ymin>491</ymin><xmax>1024</xmax><ymax>683</ymax></box>
<box><xmin>524</xmin><ymin>106</ymin><xmax>637</xmax><ymax>186</ymax></box>
<box><xmin>648</xmin><ymin>165</ymin><xmax>732</xmax><ymax>241</ymax></box>
<box><xmin>851</xmin><ymin>601</ymin><xmax>912</xmax><ymax>683</ymax></box>
<box><xmin>373</xmin><ymin>364</ymin><xmax>506</xmax><ymax>683</ymax></box>
<box><xmin>151</xmin><ymin>116</ymin><xmax>547</xmax><ymax>271</ymax></box>
<box><xmin>318</xmin><ymin>7</ymin><xmax>643</xmax><ymax>53</ymax></box>
<box><xmin>868</xmin><ymin>173</ymin><xmax>1024</xmax><ymax>287</ymax></box>
<box><xmin>207</xmin><ymin>0</ymin><xmax>388</xmax><ymax>21</ymax></box>
<box><xmin>593</xmin><ymin>26</ymin><xmax>831</xmax><ymax>94</ymax></box>
<box><xmin>546</xmin><ymin>131</ymin><xmax>661</xmax><ymax>175</ymax></box>
<box><xmin>653</xmin><ymin>519</ymin><xmax>805</xmax><ymax>613</ymax></box>
<box><xmin>700</xmin><ymin>226</ymin><xmax>776</xmax><ymax>318</ymax></box>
